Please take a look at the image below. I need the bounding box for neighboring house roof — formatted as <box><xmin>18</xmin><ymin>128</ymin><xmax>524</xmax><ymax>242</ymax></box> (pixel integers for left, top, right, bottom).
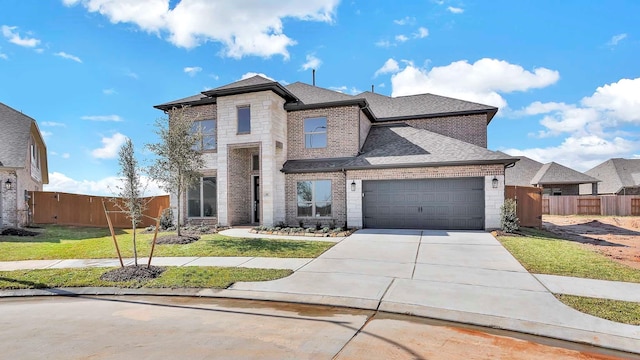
<box><xmin>155</xmin><ymin>76</ymin><xmax>498</xmax><ymax>123</ymax></box>
<box><xmin>503</xmin><ymin>156</ymin><xmax>543</xmax><ymax>186</ymax></box>
<box><xmin>530</xmin><ymin>162</ymin><xmax>599</xmax><ymax>185</ymax></box>
<box><xmin>282</xmin><ymin>124</ymin><xmax>516</xmax><ymax>173</ymax></box>
<box><xmin>357</xmin><ymin>91</ymin><xmax>498</xmax><ymax>123</ymax></box>
<box><xmin>584</xmin><ymin>158</ymin><xmax>640</xmax><ymax>194</ymax></box>
<box><xmin>0</xmin><ymin>102</ymin><xmax>49</xmax><ymax>183</ymax></box>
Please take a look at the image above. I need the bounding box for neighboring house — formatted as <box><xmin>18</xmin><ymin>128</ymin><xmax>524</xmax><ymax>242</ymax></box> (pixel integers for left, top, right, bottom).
<box><xmin>0</xmin><ymin>102</ymin><xmax>49</xmax><ymax>227</ymax></box>
<box><xmin>580</xmin><ymin>158</ymin><xmax>640</xmax><ymax>195</ymax></box>
<box><xmin>155</xmin><ymin>75</ymin><xmax>516</xmax><ymax>230</ymax></box>
<box><xmin>504</xmin><ymin>155</ymin><xmax>599</xmax><ymax>195</ymax></box>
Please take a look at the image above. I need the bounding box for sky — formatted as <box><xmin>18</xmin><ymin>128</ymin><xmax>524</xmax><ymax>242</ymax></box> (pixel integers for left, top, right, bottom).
<box><xmin>1</xmin><ymin>0</ymin><xmax>638</xmax><ymax>196</ymax></box>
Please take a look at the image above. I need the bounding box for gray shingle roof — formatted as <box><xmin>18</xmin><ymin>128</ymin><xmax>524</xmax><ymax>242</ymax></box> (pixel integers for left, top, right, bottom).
<box><xmin>210</xmin><ymin>75</ymin><xmax>276</xmax><ymax>91</ymax></box>
<box><xmin>281</xmin><ymin>157</ymin><xmax>352</xmax><ymax>173</ymax></box>
<box><xmin>530</xmin><ymin>162</ymin><xmax>599</xmax><ymax>185</ymax></box>
<box><xmin>584</xmin><ymin>158</ymin><xmax>640</xmax><ymax>194</ymax></box>
<box><xmin>285</xmin><ymin>82</ymin><xmax>355</xmax><ymax>105</ymax></box>
<box><xmin>504</xmin><ymin>156</ymin><xmax>544</xmax><ymax>186</ymax></box>
<box><xmin>343</xmin><ymin>124</ymin><xmax>515</xmax><ymax>169</ymax></box>
<box><xmin>154</xmin><ymin>93</ymin><xmax>210</xmax><ymax>109</ymax></box>
<box><xmin>356</xmin><ymin>91</ymin><xmax>498</xmax><ymax>122</ymax></box>
<box><xmin>0</xmin><ymin>102</ymin><xmax>35</xmax><ymax>168</ymax></box>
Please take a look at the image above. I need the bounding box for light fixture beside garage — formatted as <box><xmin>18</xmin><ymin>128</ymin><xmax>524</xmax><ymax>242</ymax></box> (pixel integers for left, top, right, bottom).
<box><xmin>351</xmin><ymin>180</ymin><xmax>356</xmax><ymax>191</ymax></box>
<box><xmin>5</xmin><ymin>179</ymin><xmax>12</xmax><ymax>190</ymax></box>
<box><xmin>492</xmin><ymin>176</ymin><xmax>499</xmax><ymax>188</ymax></box>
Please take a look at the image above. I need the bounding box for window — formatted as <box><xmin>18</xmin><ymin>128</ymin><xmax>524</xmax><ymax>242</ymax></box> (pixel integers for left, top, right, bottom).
<box><xmin>237</xmin><ymin>106</ymin><xmax>251</xmax><ymax>134</ymax></box>
<box><xmin>252</xmin><ymin>154</ymin><xmax>259</xmax><ymax>171</ymax></box>
<box><xmin>30</xmin><ymin>139</ymin><xmax>40</xmax><ymax>169</ymax></box>
<box><xmin>304</xmin><ymin>117</ymin><xmax>327</xmax><ymax>148</ymax></box>
<box><xmin>297</xmin><ymin>180</ymin><xmax>332</xmax><ymax>217</ymax></box>
<box><xmin>188</xmin><ymin>177</ymin><xmax>217</xmax><ymax>217</ymax></box>
<box><xmin>191</xmin><ymin>120</ymin><xmax>216</xmax><ymax>150</ymax></box>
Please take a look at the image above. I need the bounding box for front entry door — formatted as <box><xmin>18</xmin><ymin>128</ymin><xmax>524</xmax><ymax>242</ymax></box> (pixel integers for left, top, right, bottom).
<box><xmin>253</xmin><ymin>175</ymin><xmax>260</xmax><ymax>223</ymax></box>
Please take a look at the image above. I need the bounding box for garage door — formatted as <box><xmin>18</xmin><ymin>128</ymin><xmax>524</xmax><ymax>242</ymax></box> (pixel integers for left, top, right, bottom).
<box><xmin>363</xmin><ymin>178</ymin><xmax>484</xmax><ymax>230</ymax></box>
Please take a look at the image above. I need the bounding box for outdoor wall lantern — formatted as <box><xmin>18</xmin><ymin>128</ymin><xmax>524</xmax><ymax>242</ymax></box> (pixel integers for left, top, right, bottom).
<box><xmin>5</xmin><ymin>179</ymin><xmax>12</xmax><ymax>190</ymax></box>
<box><xmin>350</xmin><ymin>180</ymin><xmax>356</xmax><ymax>191</ymax></box>
<box><xmin>492</xmin><ymin>176</ymin><xmax>499</xmax><ymax>189</ymax></box>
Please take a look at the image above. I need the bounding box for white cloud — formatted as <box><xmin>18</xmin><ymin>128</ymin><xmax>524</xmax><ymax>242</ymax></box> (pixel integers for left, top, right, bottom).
<box><xmin>91</xmin><ymin>132</ymin><xmax>128</xmax><ymax>159</ymax></box>
<box><xmin>41</xmin><ymin>121</ymin><xmax>67</xmax><ymax>127</ymax></box>
<box><xmin>329</xmin><ymin>85</ymin><xmax>361</xmax><ymax>95</ymax></box>
<box><xmin>503</xmin><ymin>135</ymin><xmax>638</xmax><ymax>171</ymax></box>
<box><xmin>64</xmin><ymin>0</ymin><xmax>339</xmax><ymax>59</ymax></box>
<box><xmin>41</xmin><ymin>131</ymin><xmax>53</xmax><ymax>138</ymax></box>
<box><xmin>393</xmin><ymin>16</ymin><xmax>415</xmax><ymax>25</ymax></box>
<box><xmin>447</xmin><ymin>6</ymin><xmax>464</xmax><ymax>14</ymax></box>
<box><xmin>300</xmin><ymin>54</ymin><xmax>322</xmax><ymax>70</ymax></box>
<box><xmin>413</xmin><ymin>27</ymin><xmax>429</xmax><ymax>39</ymax></box>
<box><xmin>81</xmin><ymin>115</ymin><xmax>123</xmax><ymax>122</ymax></box>
<box><xmin>0</xmin><ymin>53</ymin><xmax>7</xmax><ymax>60</ymax></box>
<box><xmin>1</xmin><ymin>25</ymin><xmax>41</xmax><ymax>47</ymax></box>
<box><xmin>183</xmin><ymin>66</ymin><xmax>202</xmax><ymax>76</ymax></box>
<box><xmin>508</xmin><ymin>77</ymin><xmax>640</xmax><ymax>170</ymax></box>
<box><xmin>45</xmin><ymin>172</ymin><xmax>167</xmax><ymax>196</ymax></box>
<box><xmin>239</xmin><ymin>72</ymin><xmax>275</xmax><ymax>81</ymax></box>
<box><xmin>103</xmin><ymin>88</ymin><xmax>117</xmax><ymax>95</ymax></box>
<box><xmin>607</xmin><ymin>33</ymin><xmax>627</xmax><ymax>46</ymax></box>
<box><xmin>389</xmin><ymin>58</ymin><xmax>560</xmax><ymax>109</ymax></box>
<box><xmin>374</xmin><ymin>58</ymin><xmax>400</xmax><ymax>77</ymax></box>
<box><xmin>375</xmin><ymin>39</ymin><xmax>393</xmax><ymax>48</ymax></box>
<box><xmin>395</xmin><ymin>34</ymin><xmax>409</xmax><ymax>43</ymax></box>
<box><xmin>125</xmin><ymin>70</ymin><xmax>139</xmax><ymax>79</ymax></box>
<box><xmin>62</xmin><ymin>153</ymin><xmax>71</xmax><ymax>159</ymax></box>
<box><xmin>55</xmin><ymin>51</ymin><xmax>82</xmax><ymax>63</ymax></box>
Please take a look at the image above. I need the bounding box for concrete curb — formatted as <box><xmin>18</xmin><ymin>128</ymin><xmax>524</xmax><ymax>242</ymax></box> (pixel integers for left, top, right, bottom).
<box><xmin>1</xmin><ymin>287</ymin><xmax>638</xmax><ymax>355</ymax></box>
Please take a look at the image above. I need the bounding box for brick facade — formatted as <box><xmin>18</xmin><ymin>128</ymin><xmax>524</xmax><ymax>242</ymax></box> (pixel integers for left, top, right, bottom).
<box><xmin>228</xmin><ymin>146</ymin><xmax>258</xmax><ymax>225</ymax></box>
<box><xmin>287</xmin><ymin>105</ymin><xmax>360</xmax><ymax>160</ymax></box>
<box><xmin>384</xmin><ymin>113</ymin><xmax>488</xmax><ymax>148</ymax></box>
<box><xmin>285</xmin><ymin>172</ymin><xmax>347</xmax><ymax>228</ymax></box>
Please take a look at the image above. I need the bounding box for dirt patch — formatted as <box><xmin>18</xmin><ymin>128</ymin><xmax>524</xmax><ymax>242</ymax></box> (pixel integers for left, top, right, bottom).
<box><xmin>543</xmin><ymin>215</ymin><xmax>640</xmax><ymax>269</ymax></box>
<box><xmin>100</xmin><ymin>265</ymin><xmax>165</xmax><ymax>282</ymax></box>
<box><xmin>155</xmin><ymin>234</ymin><xmax>200</xmax><ymax>245</ymax></box>
<box><xmin>0</xmin><ymin>227</ymin><xmax>40</xmax><ymax>236</ymax></box>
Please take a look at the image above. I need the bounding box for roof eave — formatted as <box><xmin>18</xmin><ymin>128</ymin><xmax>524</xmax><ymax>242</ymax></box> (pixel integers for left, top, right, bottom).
<box><xmin>374</xmin><ymin>108</ymin><xmax>497</xmax><ymax>123</ymax></box>
<box><xmin>282</xmin><ymin>158</ymin><xmax>514</xmax><ymax>174</ymax></box>
<box><xmin>203</xmin><ymin>83</ymin><xmax>298</xmax><ymax>102</ymax></box>
<box><xmin>153</xmin><ymin>97</ymin><xmax>217</xmax><ymax>111</ymax></box>
<box><xmin>284</xmin><ymin>99</ymin><xmax>368</xmax><ymax>112</ymax></box>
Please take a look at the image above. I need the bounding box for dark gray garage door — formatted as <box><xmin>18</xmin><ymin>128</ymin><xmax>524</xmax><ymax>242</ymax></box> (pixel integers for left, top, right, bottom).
<box><xmin>363</xmin><ymin>178</ymin><xmax>484</xmax><ymax>230</ymax></box>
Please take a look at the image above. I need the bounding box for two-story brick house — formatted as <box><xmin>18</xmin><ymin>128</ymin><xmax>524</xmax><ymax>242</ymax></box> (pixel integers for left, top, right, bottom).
<box><xmin>155</xmin><ymin>75</ymin><xmax>516</xmax><ymax>230</ymax></box>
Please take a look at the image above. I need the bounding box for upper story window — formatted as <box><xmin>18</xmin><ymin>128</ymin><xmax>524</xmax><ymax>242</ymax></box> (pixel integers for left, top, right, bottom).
<box><xmin>237</xmin><ymin>106</ymin><xmax>251</xmax><ymax>134</ymax></box>
<box><xmin>30</xmin><ymin>138</ymin><xmax>40</xmax><ymax>169</ymax></box>
<box><xmin>191</xmin><ymin>120</ymin><xmax>216</xmax><ymax>150</ymax></box>
<box><xmin>304</xmin><ymin>117</ymin><xmax>327</xmax><ymax>148</ymax></box>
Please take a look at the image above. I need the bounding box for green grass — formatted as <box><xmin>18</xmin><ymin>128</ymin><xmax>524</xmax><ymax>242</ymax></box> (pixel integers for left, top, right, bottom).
<box><xmin>556</xmin><ymin>295</ymin><xmax>640</xmax><ymax>325</ymax></box>
<box><xmin>0</xmin><ymin>267</ymin><xmax>292</xmax><ymax>289</ymax></box>
<box><xmin>497</xmin><ymin>228</ymin><xmax>640</xmax><ymax>283</ymax></box>
<box><xmin>0</xmin><ymin>225</ymin><xmax>333</xmax><ymax>261</ymax></box>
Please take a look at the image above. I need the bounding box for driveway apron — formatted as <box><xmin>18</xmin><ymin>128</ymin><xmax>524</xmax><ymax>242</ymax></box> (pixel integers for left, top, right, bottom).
<box><xmin>231</xmin><ymin>229</ymin><xmax>640</xmax><ymax>353</ymax></box>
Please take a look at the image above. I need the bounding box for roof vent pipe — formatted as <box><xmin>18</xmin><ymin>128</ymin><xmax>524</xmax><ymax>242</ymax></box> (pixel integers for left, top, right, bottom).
<box><xmin>371</xmin><ymin>84</ymin><xmax>374</xmax><ymax>93</ymax></box>
<box><xmin>312</xmin><ymin>69</ymin><xmax>316</xmax><ymax>86</ymax></box>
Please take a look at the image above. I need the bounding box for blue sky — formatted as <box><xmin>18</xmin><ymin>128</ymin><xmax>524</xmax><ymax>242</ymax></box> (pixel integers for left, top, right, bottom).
<box><xmin>1</xmin><ymin>0</ymin><xmax>638</xmax><ymax>195</ymax></box>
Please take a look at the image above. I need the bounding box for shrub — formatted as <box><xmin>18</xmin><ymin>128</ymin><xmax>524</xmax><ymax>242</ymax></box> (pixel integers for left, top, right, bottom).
<box><xmin>500</xmin><ymin>198</ymin><xmax>519</xmax><ymax>233</ymax></box>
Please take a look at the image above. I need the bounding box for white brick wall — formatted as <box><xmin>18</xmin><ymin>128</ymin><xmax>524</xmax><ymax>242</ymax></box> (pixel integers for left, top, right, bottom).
<box><xmin>346</xmin><ymin>179</ymin><xmax>363</xmax><ymax>228</ymax></box>
<box><xmin>484</xmin><ymin>175</ymin><xmax>504</xmax><ymax>230</ymax></box>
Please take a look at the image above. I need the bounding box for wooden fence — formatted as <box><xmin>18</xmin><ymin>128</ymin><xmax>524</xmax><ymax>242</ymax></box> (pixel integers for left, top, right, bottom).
<box><xmin>542</xmin><ymin>195</ymin><xmax>640</xmax><ymax>216</ymax></box>
<box><xmin>504</xmin><ymin>186</ymin><xmax>542</xmax><ymax>228</ymax></box>
<box><xmin>30</xmin><ymin>191</ymin><xmax>170</xmax><ymax>228</ymax></box>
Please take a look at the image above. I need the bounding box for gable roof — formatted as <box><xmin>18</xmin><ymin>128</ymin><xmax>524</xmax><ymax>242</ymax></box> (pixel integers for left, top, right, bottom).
<box><xmin>282</xmin><ymin>124</ymin><xmax>516</xmax><ymax>173</ymax></box>
<box><xmin>357</xmin><ymin>91</ymin><xmax>498</xmax><ymax>123</ymax></box>
<box><xmin>504</xmin><ymin>155</ymin><xmax>544</xmax><ymax>186</ymax></box>
<box><xmin>585</xmin><ymin>158</ymin><xmax>640</xmax><ymax>194</ymax></box>
<box><xmin>530</xmin><ymin>162</ymin><xmax>599</xmax><ymax>185</ymax></box>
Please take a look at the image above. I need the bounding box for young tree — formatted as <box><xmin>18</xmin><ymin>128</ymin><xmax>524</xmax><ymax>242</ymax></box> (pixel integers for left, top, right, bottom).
<box><xmin>115</xmin><ymin>138</ymin><xmax>146</xmax><ymax>266</ymax></box>
<box><xmin>147</xmin><ymin>106</ymin><xmax>204</xmax><ymax>236</ymax></box>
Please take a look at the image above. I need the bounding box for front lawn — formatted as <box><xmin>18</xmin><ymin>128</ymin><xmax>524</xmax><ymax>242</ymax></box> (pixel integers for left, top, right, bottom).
<box><xmin>0</xmin><ymin>267</ymin><xmax>292</xmax><ymax>289</ymax></box>
<box><xmin>497</xmin><ymin>228</ymin><xmax>640</xmax><ymax>283</ymax></box>
<box><xmin>0</xmin><ymin>225</ymin><xmax>334</xmax><ymax>261</ymax></box>
<box><xmin>556</xmin><ymin>295</ymin><xmax>640</xmax><ymax>325</ymax></box>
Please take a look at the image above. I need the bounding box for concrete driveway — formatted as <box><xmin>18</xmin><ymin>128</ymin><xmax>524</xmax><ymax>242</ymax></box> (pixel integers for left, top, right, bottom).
<box><xmin>230</xmin><ymin>229</ymin><xmax>640</xmax><ymax>353</ymax></box>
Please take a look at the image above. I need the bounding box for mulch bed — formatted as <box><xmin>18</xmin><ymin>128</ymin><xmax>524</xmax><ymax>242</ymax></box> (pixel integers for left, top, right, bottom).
<box><xmin>0</xmin><ymin>227</ymin><xmax>40</xmax><ymax>236</ymax></box>
<box><xmin>155</xmin><ymin>234</ymin><xmax>200</xmax><ymax>245</ymax></box>
<box><xmin>100</xmin><ymin>265</ymin><xmax>165</xmax><ymax>282</ymax></box>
